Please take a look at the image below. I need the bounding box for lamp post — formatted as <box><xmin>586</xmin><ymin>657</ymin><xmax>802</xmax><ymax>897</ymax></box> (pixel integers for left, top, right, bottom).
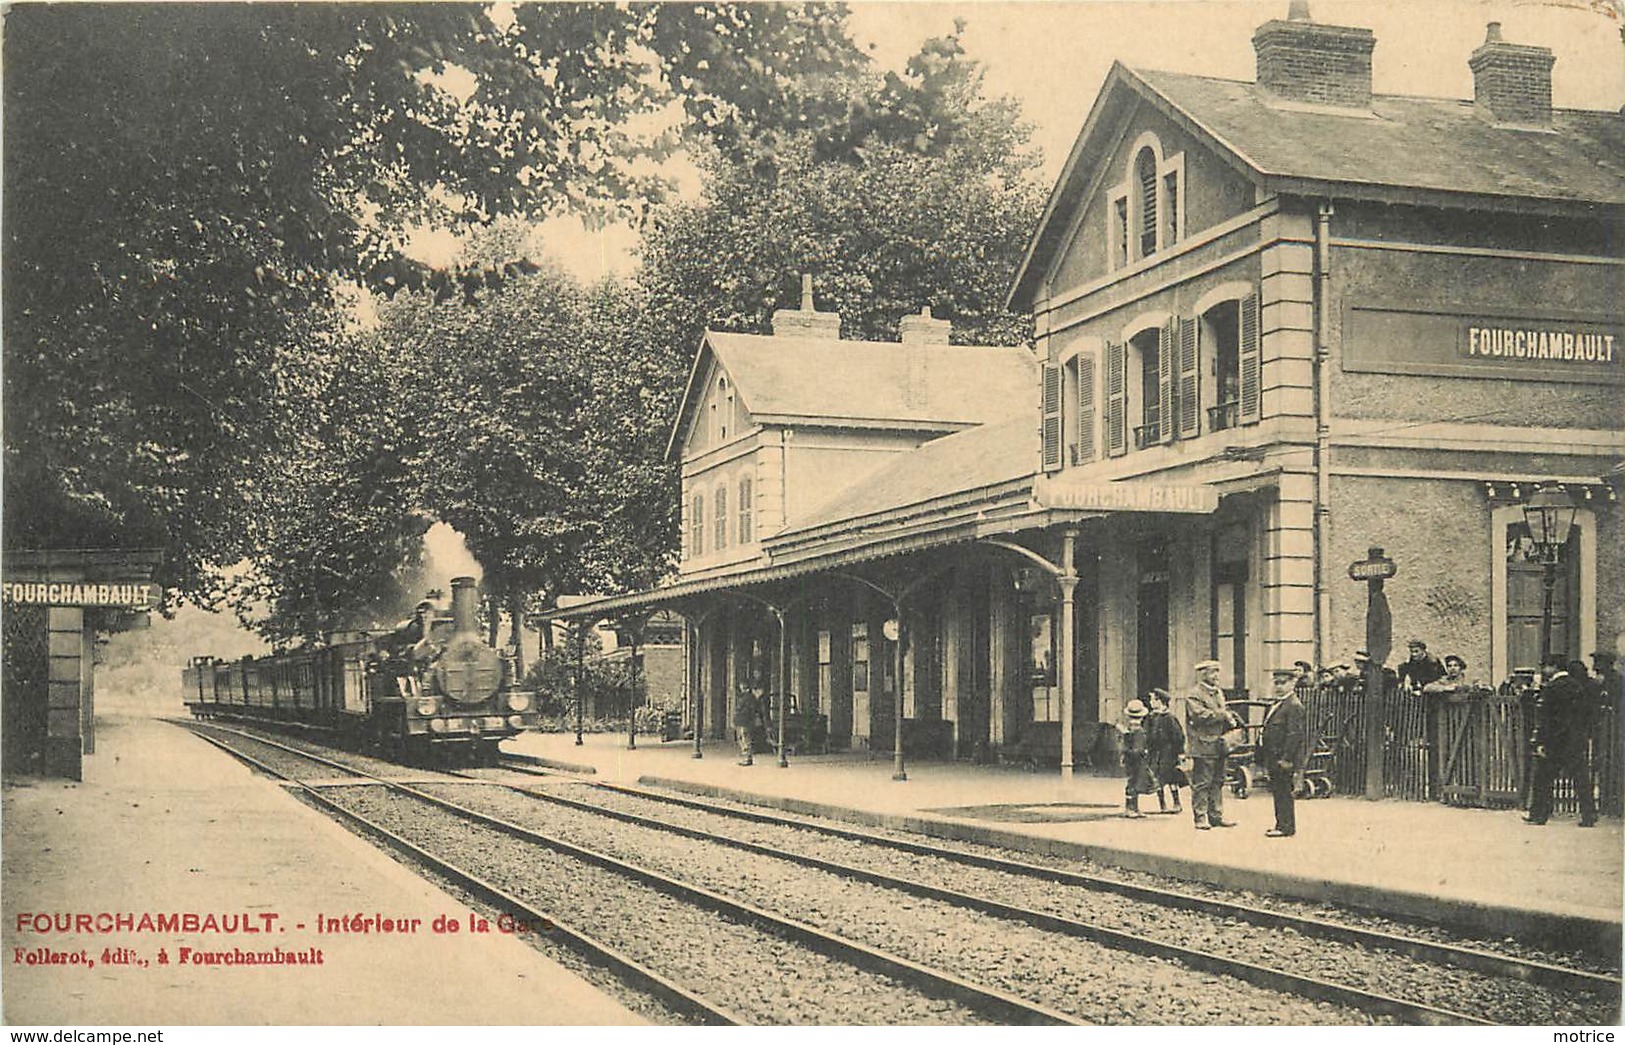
<box><xmin>573</xmin><ymin>621</ymin><xmax>586</xmax><ymax>746</ymax></box>
<box><xmin>1522</xmin><ymin>483</ymin><xmax>1578</xmax><ymax>668</ymax></box>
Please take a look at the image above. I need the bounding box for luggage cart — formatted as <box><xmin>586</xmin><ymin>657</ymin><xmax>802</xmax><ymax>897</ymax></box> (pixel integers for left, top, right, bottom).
<box><xmin>1225</xmin><ymin>700</ymin><xmax>1270</xmax><ymax>798</ymax></box>
<box><xmin>1227</xmin><ymin>698</ymin><xmax>1337</xmax><ymax>798</ymax></box>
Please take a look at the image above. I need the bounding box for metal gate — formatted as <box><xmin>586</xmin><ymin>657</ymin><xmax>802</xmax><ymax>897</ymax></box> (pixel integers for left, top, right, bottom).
<box><xmin>3</xmin><ymin>605</ymin><xmax>50</xmax><ymax>776</ymax></box>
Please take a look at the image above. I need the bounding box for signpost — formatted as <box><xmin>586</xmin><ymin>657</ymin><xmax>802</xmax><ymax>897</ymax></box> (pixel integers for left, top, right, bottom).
<box><xmin>1350</xmin><ymin>547</ymin><xmax>1395</xmax><ymax>800</ymax></box>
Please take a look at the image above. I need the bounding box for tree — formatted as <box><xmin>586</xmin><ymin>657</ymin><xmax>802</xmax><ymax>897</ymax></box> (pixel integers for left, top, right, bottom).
<box><xmin>638</xmin><ymin>21</ymin><xmax>1045</xmax><ymax>362</ymax></box>
<box><xmin>2</xmin><ymin>2</ymin><xmax>868</xmax><ymax>605</ymax></box>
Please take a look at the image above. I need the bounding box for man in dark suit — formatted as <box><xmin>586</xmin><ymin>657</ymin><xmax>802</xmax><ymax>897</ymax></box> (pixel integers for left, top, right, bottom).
<box><xmin>1261</xmin><ymin>667</ymin><xmax>1310</xmax><ymax>838</ymax></box>
<box><xmin>1525</xmin><ymin>654</ymin><xmax>1598</xmax><ymax>827</ymax></box>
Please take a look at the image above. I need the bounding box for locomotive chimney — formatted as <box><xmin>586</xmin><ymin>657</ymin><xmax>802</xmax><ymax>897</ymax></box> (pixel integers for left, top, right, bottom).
<box><xmin>450</xmin><ymin>576</ymin><xmax>480</xmax><ymax>636</ymax></box>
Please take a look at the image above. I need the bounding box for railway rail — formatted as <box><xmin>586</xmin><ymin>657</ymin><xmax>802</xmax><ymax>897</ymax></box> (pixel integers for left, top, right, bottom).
<box><xmin>460</xmin><ymin>766</ymin><xmax>1617</xmax><ymax>1026</ymax></box>
<box><xmin>496</xmin><ymin>764</ymin><xmax>1622</xmax><ymax>989</ymax></box>
<box><xmin>180</xmin><ymin>722</ymin><xmax>1619</xmax><ymax>1025</ymax></box>
<box><xmin>184</xmin><ymin>722</ymin><xmax>1058</xmax><ymax>1025</ymax></box>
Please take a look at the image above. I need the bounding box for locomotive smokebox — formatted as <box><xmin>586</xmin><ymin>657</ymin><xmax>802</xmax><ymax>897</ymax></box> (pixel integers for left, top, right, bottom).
<box><xmin>450</xmin><ymin>576</ymin><xmax>480</xmax><ymax>636</ymax></box>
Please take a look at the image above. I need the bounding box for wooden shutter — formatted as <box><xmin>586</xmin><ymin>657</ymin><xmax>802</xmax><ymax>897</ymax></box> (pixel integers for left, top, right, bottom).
<box><xmin>1041</xmin><ymin>363</ymin><xmax>1063</xmax><ymax>472</ymax></box>
<box><xmin>1157</xmin><ymin>319</ymin><xmax>1175</xmax><ymax>444</ymax></box>
<box><xmin>1106</xmin><ymin>341</ymin><xmax>1127</xmax><ymax>457</ymax></box>
<box><xmin>1075</xmin><ymin>354</ymin><xmax>1096</xmax><ymax>465</ymax></box>
<box><xmin>1178</xmin><ymin>316</ymin><xmax>1200</xmax><ymax>439</ymax></box>
<box><xmin>714</xmin><ymin>487</ymin><xmax>728</xmax><ymax>550</ymax></box>
<box><xmin>691</xmin><ymin>495</ymin><xmax>704</xmax><ymax>556</ymax></box>
<box><xmin>1239</xmin><ymin>291</ymin><xmax>1261</xmax><ymax>424</ymax></box>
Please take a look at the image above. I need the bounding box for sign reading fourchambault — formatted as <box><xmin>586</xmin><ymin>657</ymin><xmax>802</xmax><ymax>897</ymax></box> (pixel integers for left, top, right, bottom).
<box><xmin>1464</xmin><ymin>324</ymin><xmax>1617</xmax><ymax>364</ymax></box>
<box><xmin>1032</xmin><ymin>478</ymin><xmax>1219</xmax><ymax>514</ymax></box>
<box><xmin>1</xmin><ymin>581</ymin><xmax>161</xmax><ymax>608</ymax></box>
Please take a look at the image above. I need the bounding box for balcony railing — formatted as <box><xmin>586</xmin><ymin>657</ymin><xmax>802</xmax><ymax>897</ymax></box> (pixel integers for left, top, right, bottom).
<box><xmin>1132</xmin><ymin>421</ymin><xmax>1162</xmax><ymax>450</ymax></box>
<box><xmin>1208</xmin><ymin>400</ymin><xmax>1240</xmax><ymax>432</ymax></box>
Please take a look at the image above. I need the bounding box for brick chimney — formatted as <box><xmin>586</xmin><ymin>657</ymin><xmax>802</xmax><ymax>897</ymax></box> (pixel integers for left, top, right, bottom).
<box><xmin>770</xmin><ymin>273</ymin><xmax>842</xmax><ymax>339</ymax></box>
<box><xmin>1252</xmin><ymin>1</ymin><xmax>1375</xmax><ymax>110</ymax></box>
<box><xmin>899</xmin><ymin>305</ymin><xmax>951</xmax><ymax>346</ymax></box>
<box><xmin>1469</xmin><ymin>22</ymin><xmax>1554</xmax><ymax>128</ymax></box>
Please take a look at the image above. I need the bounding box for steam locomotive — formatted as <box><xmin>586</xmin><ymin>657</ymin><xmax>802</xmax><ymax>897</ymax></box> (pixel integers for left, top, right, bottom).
<box><xmin>183</xmin><ymin>576</ymin><xmax>540</xmax><ymax>759</ymax></box>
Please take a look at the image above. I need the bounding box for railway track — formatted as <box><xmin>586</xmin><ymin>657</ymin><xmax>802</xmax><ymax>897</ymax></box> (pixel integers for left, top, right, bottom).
<box><xmin>496</xmin><ymin>765</ymin><xmax>1623</xmax><ymax>989</ymax></box>
<box><xmin>180</xmin><ymin>722</ymin><xmax>1619</xmax><ymax>1024</ymax></box>
<box><xmin>458</xmin><ymin>766</ymin><xmax>1619</xmax><ymax>1026</ymax></box>
<box><xmin>184</xmin><ymin>722</ymin><xmax>1063</xmax><ymax>1025</ymax></box>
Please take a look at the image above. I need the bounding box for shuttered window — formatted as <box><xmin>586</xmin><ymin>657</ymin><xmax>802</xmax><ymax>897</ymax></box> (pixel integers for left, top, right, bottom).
<box><xmin>714</xmin><ymin>487</ymin><xmax>728</xmax><ymax>551</ymax></box>
<box><xmin>1136</xmin><ymin>149</ymin><xmax>1158</xmax><ymax>258</ymax></box>
<box><xmin>1178</xmin><ymin>316</ymin><xmax>1200</xmax><ymax>438</ymax></box>
<box><xmin>1041</xmin><ymin>363</ymin><xmax>1063</xmax><ymax>472</ymax></box>
<box><xmin>738</xmin><ymin>476</ymin><xmax>753</xmax><ymax>544</ymax></box>
<box><xmin>691</xmin><ymin>495</ymin><xmax>705</xmax><ymax>558</ymax></box>
<box><xmin>1075</xmin><ymin>354</ymin><xmax>1096</xmax><ymax>465</ymax></box>
<box><xmin>1106</xmin><ymin>341</ymin><xmax>1127</xmax><ymax>457</ymax></box>
<box><xmin>1157</xmin><ymin>319</ymin><xmax>1175</xmax><ymax>444</ymax></box>
<box><xmin>1239</xmin><ymin>292</ymin><xmax>1261</xmax><ymax>424</ymax></box>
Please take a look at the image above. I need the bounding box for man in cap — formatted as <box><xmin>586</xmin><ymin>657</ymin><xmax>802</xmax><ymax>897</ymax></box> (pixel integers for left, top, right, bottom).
<box><xmin>1525</xmin><ymin>653</ymin><xmax>1597</xmax><ymax>827</ymax></box>
<box><xmin>1182</xmin><ymin>660</ymin><xmax>1240</xmax><ymax>830</ymax></box>
<box><xmin>1261</xmin><ymin>667</ymin><xmax>1310</xmax><ymax>837</ymax></box>
<box><xmin>1396</xmin><ymin>639</ymin><xmax>1445</xmax><ymax>693</ymax></box>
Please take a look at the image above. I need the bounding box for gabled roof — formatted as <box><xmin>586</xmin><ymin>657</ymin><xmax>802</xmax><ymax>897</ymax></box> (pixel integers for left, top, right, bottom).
<box><xmin>771</xmin><ymin>412</ymin><xmax>1036</xmax><ymax>540</ymax></box>
<box><xmin>1010</xmin><ymin>62</ymin><xmax>1625</xmax><ymax>306</ymax></box>
<box><xmin>666</xmin><ymin>330</ymin><xmax>1037</xmax><ymax>460</ymax></box>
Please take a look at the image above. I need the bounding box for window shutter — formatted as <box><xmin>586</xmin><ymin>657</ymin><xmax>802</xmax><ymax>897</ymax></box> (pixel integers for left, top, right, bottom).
<box><xmin>1041</xmin><ymin>363</ymin><xmax>1063</xmax><ymax>472</ymax></box>
<box><xmin>738</xmin><ymin>477</ymin><xmax>753</xmax><ymax>544</ymax></box>
<box><xmin>1106</xmin><ymin>341</ymin><xmax>1128</xmax><ymax>457</ymax></box>
<box><xmin>692</xmin><ymin>496</ymin><xmax>705</xmax><ymax>557</ymax></box>
<box><xmin>1157</xmin><ymin>319</ymin><xmax>1175</xmax><ymax>444</ymax></box>
<box><xmin>1178</xmin><ymin>316</ymin><xmax>1200</xmax><ymax>439</ymax></box>
<box><xmin>1239</xmin><ymin>291</ymin><xmax>1261</xmax><ymax>423</ymax></box>
<box><xmin>1075</xmin><ymin>354</ymin><xmax>1096</xmax><ymax>465</ymax></box>
<box><xmin>714</xmin><ymin>487</ymin><xmax>728</xmax><ymax>550</ymax></box>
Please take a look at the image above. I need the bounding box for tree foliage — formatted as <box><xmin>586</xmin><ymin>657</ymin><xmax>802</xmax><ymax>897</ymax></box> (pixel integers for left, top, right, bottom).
<box><xmin>2</xmin><ymin>2</ymin><xmax>865</xmax><ymax>604</ymax></box>
<box><xmin>639</xmin><ymin>20</ymin><xmax>1044</xmax><ymax>359</ymax></box>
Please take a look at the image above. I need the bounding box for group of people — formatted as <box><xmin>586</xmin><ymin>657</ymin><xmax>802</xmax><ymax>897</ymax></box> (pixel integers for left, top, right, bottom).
<box><xmin>1121</xmin><ymin>660</ymin><xmax>1310</xmax><ymax>838</ymax></box>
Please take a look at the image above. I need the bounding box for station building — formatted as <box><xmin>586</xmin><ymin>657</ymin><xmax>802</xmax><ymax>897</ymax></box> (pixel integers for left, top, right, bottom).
<box><xmin>559</xmin><ymin>4</ymin><xmax>1623</xmax><ymax>774</ymax></box>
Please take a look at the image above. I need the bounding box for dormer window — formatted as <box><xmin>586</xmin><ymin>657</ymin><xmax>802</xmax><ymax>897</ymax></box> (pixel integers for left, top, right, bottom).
<box><xmin>715</xmin><ymin>376</ymin><xmax>731</xmax><ymax>442</ymax></box>
<box><xmin>1136</xmin><ymin>148</ymin><xmax>1158</xmax><ymax>258</ymax></box>
<box><xmin>1108</xmin><ymin>134</ymin><xmax>1185</xmax><ymax>268</ymax></box>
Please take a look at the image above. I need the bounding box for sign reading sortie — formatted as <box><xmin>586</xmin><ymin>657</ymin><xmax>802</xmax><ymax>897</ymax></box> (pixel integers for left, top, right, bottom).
<box><xmin>1033</xmin><ymin>477</ymin><xmax>1218</xmax><ymax>514</ymax></box>
<box><xmin>2</xmin><ymin>581</ymin><xmax>160</xmax><ymax>609</ymax></box>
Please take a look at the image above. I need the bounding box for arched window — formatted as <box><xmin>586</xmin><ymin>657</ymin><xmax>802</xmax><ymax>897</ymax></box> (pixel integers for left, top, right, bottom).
<box><xmin>716</xmin><ymin>376</ymin><xmax>731</xmax><ymax>442</ymax></box>
<box><xmin>1108</xmin><ymin>136</ymin><xmax>1185</xmax><ymax>269</ymax></box>
<box><xmin>1136</xmin><ymin>148</ymin><xmax>1158</xmax><ymax>259</ymax></box>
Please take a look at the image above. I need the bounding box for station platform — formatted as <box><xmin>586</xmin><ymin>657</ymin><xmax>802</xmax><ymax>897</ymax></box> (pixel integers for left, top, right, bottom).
<box><xmin>1</xmin><ymin>714</ymin><xmax>647</xmax><ymax>1026</ymax></box>
<box><xmin>509</xmin><ymin>729</ymin><xmax>1625</xmax><ymax>958</ymax></box>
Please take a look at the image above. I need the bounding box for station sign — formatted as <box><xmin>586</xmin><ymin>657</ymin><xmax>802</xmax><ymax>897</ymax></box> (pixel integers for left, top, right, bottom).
<box><xmin>1033</xmin><ymin>477</ymin><xmax>1218</xmax><ymax>514</ymax></box>
<box><xmin>1</xmin><ymin>581</ymin><xmax>161</xmax><ymax>609</ymax></box>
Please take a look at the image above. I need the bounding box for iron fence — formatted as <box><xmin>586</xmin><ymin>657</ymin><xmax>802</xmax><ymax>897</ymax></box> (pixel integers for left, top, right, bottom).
<box><xmin>1298</xmin><ymin>678</ymin><xmax>1618</xmax><ymax>816</ymax></box>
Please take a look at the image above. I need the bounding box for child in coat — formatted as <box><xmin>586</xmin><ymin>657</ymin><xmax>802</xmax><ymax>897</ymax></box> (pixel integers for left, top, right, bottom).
<box><xmin>1144</xmin><ymin>688</ymin><xmax>1186</xmax><ymax>814</ymax></box>
<box><xmin>1122</xmin><ymin>699</ymin><xmax>1153</xmax><ymax>818</ymax></box>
